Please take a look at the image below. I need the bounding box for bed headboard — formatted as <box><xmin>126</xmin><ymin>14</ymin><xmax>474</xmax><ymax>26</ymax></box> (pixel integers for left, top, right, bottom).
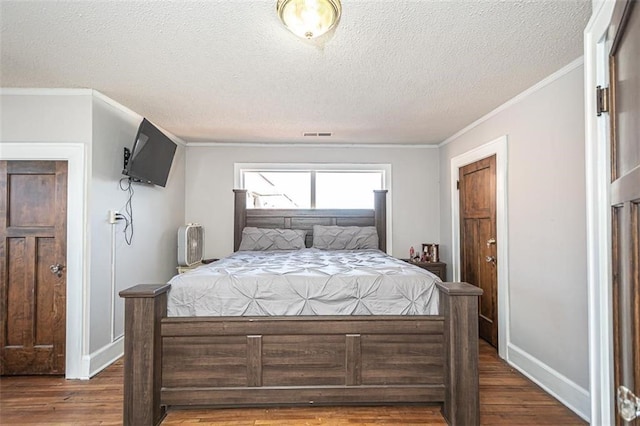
<box><xmin>233</xmin><ymin>189</ymin><xmax>388</xmax><ymax>252</ymax></box>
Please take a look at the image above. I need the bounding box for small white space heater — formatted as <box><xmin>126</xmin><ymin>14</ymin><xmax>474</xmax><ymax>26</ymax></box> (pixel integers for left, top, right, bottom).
<box><xmin>178</xmin><ymin>223</ymin><xmax>204</xmax><ymax>266</ymax></box>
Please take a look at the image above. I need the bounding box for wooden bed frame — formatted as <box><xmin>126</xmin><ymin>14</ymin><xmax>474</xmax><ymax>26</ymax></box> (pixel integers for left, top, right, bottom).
<box><xmin>120</xmin><ymin>189</ymin><xmax>482</xmax><ymax>426</ymax></box>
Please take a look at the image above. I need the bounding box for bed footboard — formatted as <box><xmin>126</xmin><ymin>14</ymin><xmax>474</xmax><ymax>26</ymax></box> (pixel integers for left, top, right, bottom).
<box><xmin>120</xmin><ymin>284</ymin><xmax>171</xmax><ymax>426</ymax></box>
<box><xmin>120</xmin><ymin>282</ymin><xmax>481</xmax><ymax>426</ymax></box>
<box><xmin>436</xmin><ymin>281</ymin><xmax>483</xmax><ymax>425</ymax></box>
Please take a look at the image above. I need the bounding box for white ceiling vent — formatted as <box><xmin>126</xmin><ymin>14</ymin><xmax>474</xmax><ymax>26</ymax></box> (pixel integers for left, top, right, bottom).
<box><xmin>303</xmin><ymin>132</ymin><xmax>332</xmax><ymax>137</ymax></box>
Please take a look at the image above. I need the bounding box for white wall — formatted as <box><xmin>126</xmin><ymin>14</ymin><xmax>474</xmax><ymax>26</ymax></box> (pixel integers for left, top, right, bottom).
<box><xmin>0</xmin><ymin>90</ymin><xmax>92</xmax><ymax>142</ymax></box>
<box><xmin>89</xmin><ymin>96</ymin><xmax>186</xmax><ymax>357</ymax></box>
<box><xmin>439</xmin><ymin>63</ymin><xmax>589</xmax><ymax>418</ymax></box>
<box><xmin>0</xmin><ymin>89</ymin><xmax>186</xmax><ymax>378</ymax></box>
<box><xmin>184</xmin><ymin>145</ymin><xmax>440</xmax><ymax>260</ymax></box>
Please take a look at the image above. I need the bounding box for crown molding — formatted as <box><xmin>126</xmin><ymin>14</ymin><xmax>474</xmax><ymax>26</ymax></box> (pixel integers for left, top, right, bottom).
<box><xmin>439</xmin><ymin>56</ymin><xmax>585</xmax><ymax>148</ymax></box>
<box><xmin>91</xmin><ymin>90</ymin><xmax>187</xmax><ymax>147</ymax></box>
<box><xmin>0</xmin><ymin>87</ymin><xmax>93</xmax><ymax>96</ymax></box>
<box><xmin>186</xmin><ymin>141</ymin><xmax>438</xmax><ymax>149</ymax></box>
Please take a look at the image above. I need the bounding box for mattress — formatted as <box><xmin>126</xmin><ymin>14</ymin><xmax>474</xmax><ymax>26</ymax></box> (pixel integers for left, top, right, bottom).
<box><xmin>167</xmin><ymin>248</ymin><xmax>440</xmax><ymax>317</ymax></box>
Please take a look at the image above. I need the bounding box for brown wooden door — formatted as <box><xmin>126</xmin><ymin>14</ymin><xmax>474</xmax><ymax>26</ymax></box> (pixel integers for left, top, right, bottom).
<box><xmin>608</xmin><ymin>1</ymin><xmax>640</xmax><ymax>423</ymax></box>
<box><xmin>0</xmin><ymin>161</ymin><xmax>67</xmax><ymax>375</ymax></box>
<box><xmin>459</xmin><ymin>155</ymin><xmax>498</xmax><ymax>348</ymax></box>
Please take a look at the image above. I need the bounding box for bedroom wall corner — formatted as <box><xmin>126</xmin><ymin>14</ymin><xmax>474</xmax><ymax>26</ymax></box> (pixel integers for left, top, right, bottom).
<box><xmin>88</xmin><ymin>93</ymin><xmax>186</xmax><ymax>370</ymax></box>
<box><xmin>438</xmin><ymin>62</ymin><xmax>590</xmax><ymax>420</ymax></box>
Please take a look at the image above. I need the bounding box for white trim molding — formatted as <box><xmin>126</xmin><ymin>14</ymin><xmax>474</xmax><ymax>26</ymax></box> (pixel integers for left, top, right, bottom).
<box><xmin>91</xmin><ymin>90</ymin><xmax>187</xmax><ymax>147</ymax></box>
<box><xmin>507</xmin><ymin>343</ymin><xmax>590</xmax><ymax>422</ymax></box>
<box><xmin>0</xmin><ymin>88</ymin><xmax>93</xmax><ymax>96</ymax></box>
<box><xmin>234</xmin><ymin>162</ymin><xmax>392</xmax><ymax>189</ymax></box>
<box><xmin>191</xmin><ymin>142</ymin><xmax>438</xmax><ymax>149</ymax></box>
<box><xmin>80</xmin><ymin>337</ymin><xmax>124</xmax><ymax>380</ymax></box>
<box><xmin>584</xmin><ymin>1</ymin><xmax>616</xmax><ymax>424</ymax></box>
<box><xmin>450</xmin><ymin>135</ymin><xmax>509</xmax><ymax>360</ymax></box>
<box><xmin>0</xmin><ymin>143</ymin><xmax>88</xmax><ymax>379</ymax></box>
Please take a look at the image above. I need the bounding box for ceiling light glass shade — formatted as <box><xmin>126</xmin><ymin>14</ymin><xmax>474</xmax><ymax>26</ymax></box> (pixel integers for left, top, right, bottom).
<box><xmin>277</xmin><ymin>0</ymin><xmax>342</xmax><ymax>39</ymax></box>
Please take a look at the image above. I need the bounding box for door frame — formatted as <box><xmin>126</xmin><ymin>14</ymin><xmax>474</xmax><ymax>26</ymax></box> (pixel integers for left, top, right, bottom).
<box><xmin>0</xmin><ymin>143</ymin><xmax>86</xmax><ymax>379</ymax></box>
<box><xmin>584</xmin><ymin>1</ymin><xmax>618</xmax><ymax>424</ymax></box>
<box><xmin>450</xmin><ymin>135</ymin><xmax>509</xmax><ymax>360</ymax></box>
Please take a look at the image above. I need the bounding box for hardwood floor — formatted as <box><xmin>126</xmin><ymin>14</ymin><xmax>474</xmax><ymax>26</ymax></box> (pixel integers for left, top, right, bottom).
<box><xmin>0</xmin><ymin>340</ymin><xmax>586</xmax><ymax>425</ymax></box>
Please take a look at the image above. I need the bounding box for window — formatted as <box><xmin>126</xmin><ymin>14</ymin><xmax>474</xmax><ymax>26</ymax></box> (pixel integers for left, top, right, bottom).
<box><xmin>315</xmin><ymin>171</ymin><xmax>382</xmax><ymax>208</ymax></box>
<box><xmin>237</xmin><ymin>164</ymin><xmax>388</xmax><ymax>209</ymax></box>
<box><xmin>243</xmin><ymin>171</ymin><xmax>311</xmax><ymax>208</ymax></box>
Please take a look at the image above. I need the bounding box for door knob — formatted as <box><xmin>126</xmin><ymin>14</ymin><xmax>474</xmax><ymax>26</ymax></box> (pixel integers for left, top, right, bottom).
<box><xmin>618</xmin><ymin>386</ymin><xmax>640</xmax><ymax>422</ymax></box>
<box><xmin>487</xmin><ymin>238</ymin><xmax>496</xmax><ymax>247</ymax></box>
<box><xmin>50</xmin><ymin>264</ymin><xmax>65</xmax><ymax>278</ymax></box>
<box><xmin>485</xmin><ymin>256</ymin><xmax>496</xmax><ymax>265</ymax></box>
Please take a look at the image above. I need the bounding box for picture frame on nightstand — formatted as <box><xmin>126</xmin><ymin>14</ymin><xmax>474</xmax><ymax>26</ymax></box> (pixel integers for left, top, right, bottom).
<box><xmin>421</xmin><ymin>243</ymin><xmax>440</xmax><ymax>263</ymax></box>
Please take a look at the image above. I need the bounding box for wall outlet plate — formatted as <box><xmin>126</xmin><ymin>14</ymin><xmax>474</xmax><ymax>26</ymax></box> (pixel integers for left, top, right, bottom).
<box><xmin>108</xmin><ymin>210</ymin><xmax>118</xmax><ymax>224</ymax></box>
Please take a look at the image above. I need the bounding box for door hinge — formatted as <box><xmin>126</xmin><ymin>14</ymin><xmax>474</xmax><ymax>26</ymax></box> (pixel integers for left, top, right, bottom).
<box><xmin>596</xmin><ymin>85</ymin><xmax>610</xmax><ymax>116</ymax></box>
<box><xmin>618</xmin><ymin>386</ymin><xmax>640</xmax><ymax>422</ymax></box>
<box><xmin>456</xmin><ymin>180</ymin><xmax>460</xmax><ymax>190</ymax></box>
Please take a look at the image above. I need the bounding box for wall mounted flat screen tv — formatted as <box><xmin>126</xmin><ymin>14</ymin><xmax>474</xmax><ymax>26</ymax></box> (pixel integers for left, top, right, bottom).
<box><xmin>123</xmin><ymin>118</ymin><xmax>177</xmax><ymax>187</ymax></box>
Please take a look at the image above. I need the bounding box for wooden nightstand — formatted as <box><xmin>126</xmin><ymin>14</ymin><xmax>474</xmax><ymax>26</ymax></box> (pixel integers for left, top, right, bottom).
<box><xmin>401</xmin><ymin>259</ymin><xmax>447</xmax><ymax>280</ymax></box>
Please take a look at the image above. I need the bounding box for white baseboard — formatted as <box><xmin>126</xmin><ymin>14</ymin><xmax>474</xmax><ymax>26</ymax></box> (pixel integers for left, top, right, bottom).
<box><xmin>79</xmin><ymin>338</ymin><xmax>124</xmax><ymax>380</ymax></box>
<box><xmin>507</xmin><ymin>343</ymin><xmax>590</xmax><ymax>422</ymax></box>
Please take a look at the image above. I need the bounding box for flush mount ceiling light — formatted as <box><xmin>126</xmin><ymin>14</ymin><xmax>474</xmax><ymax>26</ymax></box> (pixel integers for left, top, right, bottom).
<box><xmin>277</xmin><ymin>0</ymin><xmax>342</xmax><ymax>39</ymax></box>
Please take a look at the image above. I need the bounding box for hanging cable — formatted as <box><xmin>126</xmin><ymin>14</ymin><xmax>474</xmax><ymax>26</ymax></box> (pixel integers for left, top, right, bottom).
<box><xmin>118</xmin><ymin>177</ymin><xmax>134</xmax><ymax>245</ymax></box>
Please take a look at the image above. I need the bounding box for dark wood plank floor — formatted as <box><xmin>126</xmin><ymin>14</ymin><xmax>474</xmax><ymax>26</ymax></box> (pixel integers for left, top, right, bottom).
<box><xmin>0</xmin><ymin>340</ymin><xmax>586</xmax><ymax>425</ymax></box>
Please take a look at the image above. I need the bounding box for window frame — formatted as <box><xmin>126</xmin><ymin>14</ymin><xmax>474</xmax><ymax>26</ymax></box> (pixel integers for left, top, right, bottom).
<box><xmin>235</xmin><ymin>163</ymin><xmax>391</xmax><ymax>209</ymax></box>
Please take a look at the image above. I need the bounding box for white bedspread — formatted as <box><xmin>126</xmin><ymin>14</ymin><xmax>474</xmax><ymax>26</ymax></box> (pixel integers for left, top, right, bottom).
<box><xmin>167</xmin><ymin>249</ymin><xmax>440</xmax><ymax>317</ymax></box>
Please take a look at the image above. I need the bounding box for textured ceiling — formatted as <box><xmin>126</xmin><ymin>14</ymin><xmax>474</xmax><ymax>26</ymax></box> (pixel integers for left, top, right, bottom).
<box><xmin>0</xmin><ymin>0</ymin><xmax>591</xmax><ymax>145</ymax></box>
